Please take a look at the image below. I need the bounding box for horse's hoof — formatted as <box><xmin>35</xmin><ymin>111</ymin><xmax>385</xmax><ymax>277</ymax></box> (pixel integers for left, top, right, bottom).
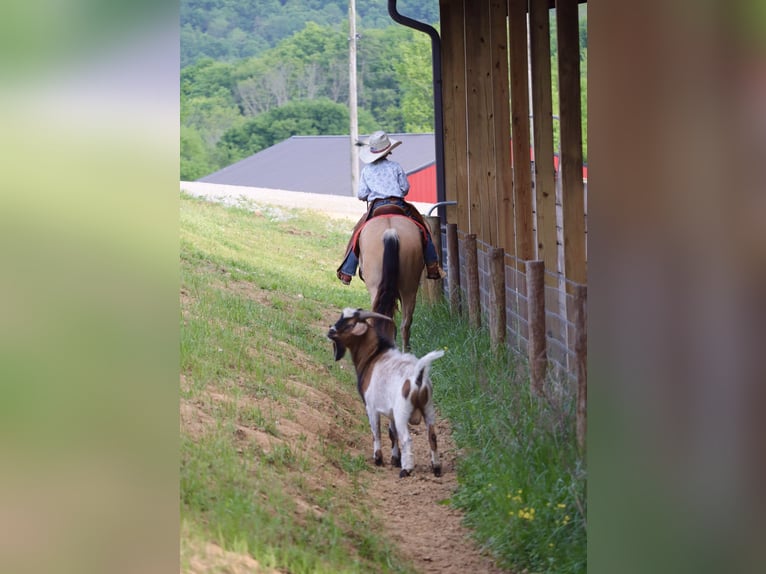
<box><xmin>432</xmin><ymin>464</ymin><xmax>442</xmax><ymax>477</ymax></box>
<box><xmin>374</xmin><ymin>451</ymin><xmax>383</xmax><ymax>466</ymax></box>
<box><xmin>399</xmin><ymin>469</ymin><xmax>411</xmax><ymax>478</ymax></box>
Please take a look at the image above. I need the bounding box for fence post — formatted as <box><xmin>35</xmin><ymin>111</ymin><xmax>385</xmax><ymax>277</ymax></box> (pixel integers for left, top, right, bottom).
<box><xmin>526</xmin><ymin>260</ymin><xmax>546</xmax><ymax>395</ymax></box>
<box><xmin>422</xmin><ymin>215</ymin><xmax>443</xmax><ymax>304</ymax></box>
<box><xmin>489</xmin><ymin>247</ymin><xmax>506</xmax><ymax>348</ymax></box>
<box><xmin>574</xmin><ymin>284</ymin><xmax>587</xmax><ymax>452</ymax></box>
<box><xmin>465</xmin><ymin>234</ymin><xmax>481</xmax><ymax>329</ymax></box>
<box><xmin>446</xmin><ymin>223</ymin><xmax>461</xmax><ymax>315</ymax></box>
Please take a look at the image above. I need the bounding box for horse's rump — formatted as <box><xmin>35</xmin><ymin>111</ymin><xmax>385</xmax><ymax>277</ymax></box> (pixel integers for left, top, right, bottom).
<box><xmin>358</xmin><ymin>216</ymin><xmax>425</xmax><ymax>349</ymax></box>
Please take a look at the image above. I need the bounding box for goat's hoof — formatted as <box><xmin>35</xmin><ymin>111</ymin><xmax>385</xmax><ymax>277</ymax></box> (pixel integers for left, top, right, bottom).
<box><xmin>391</xmin><ymin>455</ymin><xmax>401</xmax><ymax>468</ymax></box>
<box><xmin>374</xmin><ymin>450</ymin><xmax>383</xmax><ymax>466</ymax></box>
<box><xmin>432</xmin><ymin>464</ymin><xmax>442</xmax><ymax>477</ymax></box>
<box><xmin>399</xmin><ymin>469</ymin><xmax>411</xmax><ymax>478</ymax></box>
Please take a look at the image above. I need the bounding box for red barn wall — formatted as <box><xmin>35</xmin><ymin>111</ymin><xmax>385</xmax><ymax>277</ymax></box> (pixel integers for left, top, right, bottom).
<box><xmin>406</xmin><ymin>164</ymin><xmax>437</xmax><ymax>203</ymax></box>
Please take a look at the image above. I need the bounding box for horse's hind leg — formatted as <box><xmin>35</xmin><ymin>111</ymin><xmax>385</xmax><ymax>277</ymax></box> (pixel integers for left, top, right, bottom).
<box><xmin>400</xmin><ymin>294</ymin><xmax>416</xmax><ymax>352</ymax></box>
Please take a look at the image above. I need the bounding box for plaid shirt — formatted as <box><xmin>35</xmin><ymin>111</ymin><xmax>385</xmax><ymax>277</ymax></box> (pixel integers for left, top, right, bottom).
<box><xmin>357</xmin><ymin>157</ymin><xmax>410</xmax><ymax>202</ymax></box>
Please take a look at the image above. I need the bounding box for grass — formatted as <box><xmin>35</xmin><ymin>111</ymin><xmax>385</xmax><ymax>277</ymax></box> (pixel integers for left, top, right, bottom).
<box><xmin>180</xmin><ymin>194</ymin><xmax>414</xmax><ymax>573</ymax></box>
<box><xmin>179</xmin><ymin>192</ymin><xmax>585</xmax><ymax>574</ymax></box>
<box><xmin>409</xmin><ymin>303</ymin><xmax>587</xmax><ymax>573</ymax></box>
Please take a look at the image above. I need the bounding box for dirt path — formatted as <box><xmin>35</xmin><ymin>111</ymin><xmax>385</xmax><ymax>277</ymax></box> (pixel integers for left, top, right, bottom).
<box><xmin>364</xmin><ymin>417</ymin><xmax>507</xmax><ymax>574</ymax></box>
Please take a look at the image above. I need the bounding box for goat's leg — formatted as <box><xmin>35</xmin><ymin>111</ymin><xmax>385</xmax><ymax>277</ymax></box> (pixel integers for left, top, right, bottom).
<box><xmin>424</xmin><ymin>403</ymin><xmax>441</xmax><ymax>477</ymax></box>
<box><xmin>388</xmin><ymin>419</ymin><xmax>401</xmax><ymax>468</ymax></box>
<box><xmin>368</xmin><ymin>408</ymin><xmax>383</xmax><ymax>466</ymax></box>
<box><xmin>393</xmin><ymin>410</ymin><xmax>414</xmax><ymax>477</ymax></box>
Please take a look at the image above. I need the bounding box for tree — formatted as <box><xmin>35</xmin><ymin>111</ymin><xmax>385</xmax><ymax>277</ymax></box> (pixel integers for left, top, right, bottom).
<box><xmin>181</xmin><ymin>125</ymin><xmax>216</xmax><ymax>180</ymax></box>
<box><xmin>393</xmin><ymin>31</ymin><xmax>434</xmax><ymax>132</ymax></box>
<box><xmin>216</xmin><ymin>99</ymin><xmax>354</xmax><ymax>165</ymax></box>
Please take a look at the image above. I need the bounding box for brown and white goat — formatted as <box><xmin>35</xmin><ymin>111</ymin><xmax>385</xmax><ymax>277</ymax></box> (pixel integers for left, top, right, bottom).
<box><xmin>327</xmin><ymin>308</ymin><xmax>444</xmax><ymax>478</ymax></box>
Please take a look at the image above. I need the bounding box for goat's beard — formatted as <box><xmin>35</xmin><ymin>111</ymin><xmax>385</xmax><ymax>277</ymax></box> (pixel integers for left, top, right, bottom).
<box><xmin>332</xmin><ymin>340</ymin><xmax>346</xmax><ymax>361</ymax></box>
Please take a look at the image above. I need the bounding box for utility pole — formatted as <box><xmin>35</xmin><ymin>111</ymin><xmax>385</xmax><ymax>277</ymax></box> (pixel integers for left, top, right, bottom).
<box><xmin>348</xmin><ymin>0</ymin><xmax>359</xmax><ymax>196</ymax></box>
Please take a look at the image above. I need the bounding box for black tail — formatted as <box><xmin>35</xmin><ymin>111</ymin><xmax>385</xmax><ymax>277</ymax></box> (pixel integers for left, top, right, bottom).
<box><xmin>373</xmin><ymin>229</ymin><xmax>400</xmax><ymax>320</ymax></box>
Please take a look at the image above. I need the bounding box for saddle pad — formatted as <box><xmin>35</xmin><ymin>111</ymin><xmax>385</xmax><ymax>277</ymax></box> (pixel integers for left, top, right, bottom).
<box><xmin>351</xmin><ymin>214</ymin><xmax>429</xmax><ymax>256</ymax></box>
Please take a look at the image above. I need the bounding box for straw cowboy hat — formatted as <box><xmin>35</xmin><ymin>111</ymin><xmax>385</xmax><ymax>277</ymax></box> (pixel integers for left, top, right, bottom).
<box><xmin>359</xmin><ymin>131</ymin><xmax>402</xmax><ymax>164</ymax></box>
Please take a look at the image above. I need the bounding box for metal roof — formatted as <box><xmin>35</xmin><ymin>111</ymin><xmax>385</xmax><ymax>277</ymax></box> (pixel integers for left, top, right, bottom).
<box><xmin>198</xmin><ymin>133</ymin><xmax>436</xmax><ymax>197</ymax></box>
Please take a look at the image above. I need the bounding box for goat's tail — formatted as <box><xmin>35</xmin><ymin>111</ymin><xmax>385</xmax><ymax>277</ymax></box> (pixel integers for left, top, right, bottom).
<box><xmin>373</xmin><ymin>228</ymin><xmax>400</xmax><ymax>319</ymax></box>
<box><xmin>409</xmin><ymin>350</ymin><xmax>445</xmax><ymax>424</ymax></box>
<box><xmin>415</xmin><ymin>350</ymin><xmax>446</xmax><ymax>385</ymax></box>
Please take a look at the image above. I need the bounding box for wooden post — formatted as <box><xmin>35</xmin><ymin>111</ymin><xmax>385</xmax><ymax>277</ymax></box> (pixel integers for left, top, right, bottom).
<box><xmin>509</xmin><ymin>0</ymin><xmax>534</xmax><ymax>262</ymax></box>
<box><xmin>490</xmin><ymin>0</ymin><xmax>514</xmax><ymax>255</ymax></box>
<box><xmin>489</xmin><ymin>247</ymin><xmax>506</xmax><ymax>348</ymax></box>
<box><xmin>574</xmin><ymin>284</ymin><xmax>587</xmax><ymax>452</ymax></box>
<box><xmin>557</xmin><ymin>0</ymin><xmax>587</xmax><ymax>288</ymax></box>
<box><xmin>422</xmin><ymin>215</ymin><xmax>443</xmax><ymax>304</ymax></box>
<box><xmin>530</xmin><ymin>0</ymin><xmax>558</xmax><ymax>285</ymax></box>
<box><xmin>446</xmin><ymin>223</ymin><xmax>461</xmax><ymax>315</ymax></box>
<box><xmin>440</xmin><ymin>0</ymin><xmax>468</xmax><ymax>230</ymax></box>
<box><xmin>526</xmin><ymin>260</ymin><xmax>546</xmax><ymax>395</ymax></box>
<box><xmin>465</xmin><ymin>234</ymin><xmax>481</xmax><ymax>329</ymax></box>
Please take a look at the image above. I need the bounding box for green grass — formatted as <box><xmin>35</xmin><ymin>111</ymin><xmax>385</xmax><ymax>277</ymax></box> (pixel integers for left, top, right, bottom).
<box><xmin>409</xmin><ymin>303</ymin><xmax>587</xmax><ymax>573</ymax></box>
<box><xmin>179</xmin><ymin>192</ymin><xmax>585</xmax><ymax>574</ymax></box>
<box><xmin>180</xmin><ymin>194</ymin><xmax>414</xmax><ymax>573</ymax></box>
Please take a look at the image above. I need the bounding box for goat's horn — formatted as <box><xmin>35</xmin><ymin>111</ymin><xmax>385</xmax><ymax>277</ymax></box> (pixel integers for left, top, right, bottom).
<box><xmin>357</xmin><ymin>310</ymin><xmax>393</xmax><ymax>323</ymax></box>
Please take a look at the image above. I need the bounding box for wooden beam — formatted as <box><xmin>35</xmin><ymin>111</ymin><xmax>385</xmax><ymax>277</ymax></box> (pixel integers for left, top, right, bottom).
<box><xmin>490</xmin><ymin>0</ymin><xmax>515</xmax><ymax>257</ymax></box>
<box><xmin>526</xmin><ymin>260</ymin><xmax>547</xmax><ymax>395</ymax></box>
<box><xmin>439</xmin><ymin>0</ymin><xmax>467</xmax><ymax>228</ymax></box>
<box><xmin>465</xmin><ymin>234</ymin><xmax>481</xmax><ymax>329</ymax></box>
<box><xmin>446</xmin><ymin>223</ymin><xmax>462</xmax><ymax>314</ymax></box>
<box><xmin>464</xmin><ymin>0</ymin><xmax>494</xmax><ymax>243</ymax></box>
<box><xmin>530</xmin><ymin>0</ymin><xmax>558</xmax><ymax>285</ymax></box>
<box><xmin>489</xmin><ymin>247</ymin><xmax>507</xmax><ymax>348</ymax></box>
<box><xmin>573</xmin><ymin>284</ymin><xmax>587</xmax><ymax>452</ymax></box>
<box><xmin>509</xmin><ymin>0</ymin><xmax>534</xmax><ymax>262</ymax></box>
<box><xmin>556</xmin><ymin>0</ymin><xmax>586</xmax><ymax>285</ymax></box>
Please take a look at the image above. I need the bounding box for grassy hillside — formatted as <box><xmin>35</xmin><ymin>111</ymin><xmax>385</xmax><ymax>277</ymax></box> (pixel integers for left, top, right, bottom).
<box><xmin>179</xmin><ymin>193</ymin><xmax>585</xmax><ymax>573</ymax></box>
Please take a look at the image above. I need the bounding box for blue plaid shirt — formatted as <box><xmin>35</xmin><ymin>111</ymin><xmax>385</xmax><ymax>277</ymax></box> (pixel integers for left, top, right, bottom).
<box><xmin>357</xmin><ymin>157</ymin><xmax>410</xmax><ymax>202</ymax></box>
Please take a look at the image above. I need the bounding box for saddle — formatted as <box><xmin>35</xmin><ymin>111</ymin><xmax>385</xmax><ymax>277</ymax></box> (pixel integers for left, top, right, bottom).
<box><xmin>371</xmin><ymin>203</ymin><xmax>408</xmax><ymax>217</ymax></box>
<box><xmin>338</xmin><ymin>198</ymin><xmax>431</xmax><ymax>277</ymax></box>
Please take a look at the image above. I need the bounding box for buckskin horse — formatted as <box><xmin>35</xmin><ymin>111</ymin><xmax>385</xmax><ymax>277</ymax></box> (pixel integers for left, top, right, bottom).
<box><xmin>357</xmin><ymin>213</ymin><xmax>426</xmax><ymax>352</ymax></box>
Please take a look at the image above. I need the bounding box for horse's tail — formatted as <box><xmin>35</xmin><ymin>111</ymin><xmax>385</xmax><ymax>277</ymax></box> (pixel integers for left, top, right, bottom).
<box><xmin>373</xmin><ymin>228</ymin><xmax>401</xmax><ymax>318</ymax></box>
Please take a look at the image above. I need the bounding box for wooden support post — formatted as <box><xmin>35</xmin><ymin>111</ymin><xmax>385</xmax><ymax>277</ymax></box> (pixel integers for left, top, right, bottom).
<box><xmin>446</xmin><ymin>223</ymin><xmax>461</xmax><ymax>315</ymax></box>
<box><xmin>509</xmin><ymin>0</ymin><xmax>534</xmax><ymax>262</ymax></box>
<box><xmin>465</xmin><ymin>234</ymin><xmax>481</xmax><ymax>329</ymax></box>
<box><xmin>574</xmin><ymin>284</ymin><xmax>587</xmax><ymax>452</ymax></box>
<box><xmin>422</xmin><ymin>215</ymin><xmax>443</xmax><ymax>304</ymax></box>
<box><xmin>557</xmin><ymin>0</ymin><xmax>587</xmax><ymax>288</ymax></box>
<box><xmin>526</xmin><ymin>260</ymin><xmax>546</xmax><ymax>395</ymax></box>
<box><xmin>489</xmin><ymin>247</ymin><xmax>506</xmax><ymax>348</ymax></box>
<box><xmin>530</xmin><ymin>0</ymin><xmax>557</xmax><ymax>285</ymax></box>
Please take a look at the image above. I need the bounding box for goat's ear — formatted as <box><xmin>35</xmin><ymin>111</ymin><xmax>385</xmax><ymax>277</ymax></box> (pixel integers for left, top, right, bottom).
<box><xmin>351</xmin><ymin>322</ymin><xmax>368</xmax><ymax>337</ymax></box>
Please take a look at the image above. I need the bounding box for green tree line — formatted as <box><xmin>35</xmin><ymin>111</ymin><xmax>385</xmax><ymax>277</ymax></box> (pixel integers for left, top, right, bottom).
<box><xmin>181</xmin><ymin>22</ymin><xmax>434</xmax><ymax>180</ymax></box>
<box><xmin>181</xmin><ymin>0</ymin><xmax>439</xmax><ymax>68</ymax></box>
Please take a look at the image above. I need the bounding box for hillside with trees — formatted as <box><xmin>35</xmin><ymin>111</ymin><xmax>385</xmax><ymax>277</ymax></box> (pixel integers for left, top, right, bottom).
<box><xmin>181</xmin><ymin>0</ymin><xmax>439</xmax><ymax>68</ymax></box>
<box><xmin>180</xmin><ymin>0</ymin><xmax>586</xmax><ymax>181</ymax></box>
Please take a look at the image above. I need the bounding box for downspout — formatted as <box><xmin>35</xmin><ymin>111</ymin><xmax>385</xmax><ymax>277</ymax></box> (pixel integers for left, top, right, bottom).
<box><xmin>387</xmin><ymin>0</ymin><xmax>446</xmax><ymax>222</ymax></box>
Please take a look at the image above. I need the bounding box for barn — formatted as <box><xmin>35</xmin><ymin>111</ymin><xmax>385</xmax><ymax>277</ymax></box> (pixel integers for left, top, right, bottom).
<box><xmin>198</xmin><ymin>133</ymin><xmax>438</xmax><ymax>202</ymax></box>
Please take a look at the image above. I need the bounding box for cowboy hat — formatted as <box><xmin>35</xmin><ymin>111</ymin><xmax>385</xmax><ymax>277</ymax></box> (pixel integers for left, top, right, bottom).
<box><xmin>359</xmin><ymin>131</ymin><xmax>402</xmax><ymax>164</ymax></box>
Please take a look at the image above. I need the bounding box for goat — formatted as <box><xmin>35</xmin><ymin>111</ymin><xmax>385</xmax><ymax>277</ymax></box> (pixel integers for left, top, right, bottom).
<box><xmin>327</xmin><ymin>308</ymin><xmax>444</xmax><ymax>478</ymax></box>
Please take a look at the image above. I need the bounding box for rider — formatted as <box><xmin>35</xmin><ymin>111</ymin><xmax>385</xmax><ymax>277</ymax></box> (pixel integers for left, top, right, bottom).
<box><xmin>336</xmin><ymin>130</ymin><xmax>446</xmax><ymax>285</ymax></box>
